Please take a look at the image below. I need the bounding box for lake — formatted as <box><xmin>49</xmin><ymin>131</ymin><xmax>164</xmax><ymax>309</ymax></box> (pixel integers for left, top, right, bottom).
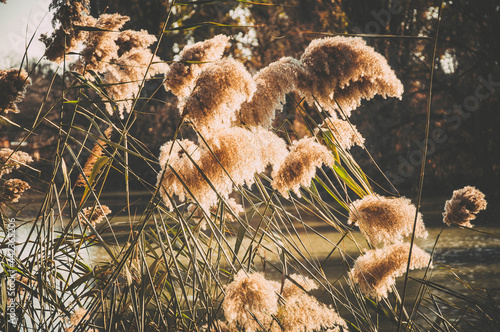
<box><xmin>12</xmin><ymin>191</ymin><xmax>500</xmax><ymax>331</ymax></box>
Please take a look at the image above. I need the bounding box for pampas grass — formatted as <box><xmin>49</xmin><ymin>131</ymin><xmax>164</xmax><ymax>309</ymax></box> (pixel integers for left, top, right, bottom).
<box><xmin>348</xmin><ymin>194</ymin><xmax>428</xmax><ymax>245</ymax></box>
<box><xmin>0</xmin><ymin>69</ymin><xmax>31</xmax><ymax>114</ymax></box>
<box><xmin>0</xmin><ymin>3</ymin><xmax>492</xmax><ymax>332</ymax></box>
<box><xmin>272</xmin><ymin>137</ymin><xmax>335</xmax><ymax>198</ymax></box>
<box><xmin>350</xmin><ymin>243</ymin><xmax>431</xmax><ymax>299</ymax></box>
<box><xmin>443</xmin><ymin>186</ymin><xmax>487</xmax><ymax>227</ymax></box>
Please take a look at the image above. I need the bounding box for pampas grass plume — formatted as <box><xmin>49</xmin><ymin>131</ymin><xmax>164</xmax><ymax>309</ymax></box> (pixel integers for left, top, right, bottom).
<box><xmin>300</xmin><ymin>36</ymin><xmax>404</xmax><ymax>117</ymax></box>
<box><xmin>316</xmin><ymin>117</ymin><xmax>365</xmax><ymax>150</ymax></box>
<box><xmin>350</xmin><ymin>243</ymin><xmax>431</xmax><ymax>299</ymax></box>
<box><xmin>443</xmin><ymin>186</ymin><xmax>487</xmax><ymax>227</ymax></box>
<box><xmin>272</xmin><ymin>137</ymin><xmax>334</xmax><ymax>198</ymax></box>
<box><xmin>40</xmin><ymin>0</ymin><xmax>96</xmax><ymax>63</ymax></box>
<box><xmin>180</xmin><ymin>59</ymin><xmax>256</xmax><ymax>137</ymax></box>
<box><xmin>103</xmin><ymin>29</ymin><xmax>168</xmax><ymax>117</ymax></box>
<box><xmin>165</xmin><ymin>35</ymin><xmax>230</xmax><ymax>99</ymax></box>
<box><xmin>157</xmin><ymin>127</ymin><xmax>288</xmax><ymax>212</ymax></box>
<box><xmin>80</xmin><ymin>205</ymin><xmax>112</xmax><ymax>227</ymax></box>
<box><xmin>348</xmin><ymin>194</ymin><xmax>428</xmax><ymax>245</ymax></box>
<box><xmin>0</xmin><ymin>179</ymin><xmax>30</xmax><ymax>204</ymax></box>
<box><xmin>223</xmin><ymin>270</ymin><xmax>279</xmax><ymax>332</ymax></box>
<box><xmin>0</xmin><ymin>69</ymin><xmax>31</xmax><ymax>114</ymax></box>
<box><xmin>73</xmin><ymin>13</ymin><xmax>130</xmax><ymax>74</ymax></box>
<box><xmin>0</xmin><ymin>148</ymin><xmax>33</xmax><ymax>178</ymax></box>
<box><xmin>222</xmin><ymin>272</ymin><xmax>347</xmax><ymax>332</ymax></box>
<box><xmin>239</xmin><ymin>57</ymin><xmax>308</xmax><ymax>129</ymax></box>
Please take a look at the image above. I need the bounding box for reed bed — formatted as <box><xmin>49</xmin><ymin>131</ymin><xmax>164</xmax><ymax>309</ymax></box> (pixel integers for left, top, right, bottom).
<box><xmin>0</xmin><ymin>1</ymin><xmax>498</xmax><ymax>331</ymax></box>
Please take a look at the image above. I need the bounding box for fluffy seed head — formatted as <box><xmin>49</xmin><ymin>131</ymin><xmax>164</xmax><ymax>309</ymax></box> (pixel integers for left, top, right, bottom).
<box><xmin>0</xmin><ymin>69</ymin><xmax>31</xmax><ymax>113</ymax></box>
<box><xmin>272</xmin><ymin>137</ymin><xmax>334</xmax><ymax>198</ymax></box>
<box><xmin>104</xmin><ymin>49</ymin><xmax>167</xmax><ymax>118</ymax></box>
<box><xmin>223</xmin><ymin>270</ymin><xmax>279</xmax><ymax>332</ymax></box>
<box><xmin>165</xmin><ymin>35</ymin><xmax>230</xmax><ymax>99</ymax></box>
<box><xmin>239</xmin><ymin>57</ymin><xmax>309</xmax><ymax>129</ymax></box>
<box><xmin>348</xmin><ymin>194</ymin><xmax>428</xmax><ymax>245</ymax></box>
<box><xmin>68</xmin><ymin>19</ymin><xmax>167</xmax><ymax>117</ymax></box>
<box><xmin>300</xmin><ymin>36</ymin><xmax>404</xmax><ymax>117</ymax></box>
<box><xmin>350</xmin><ymin>243</ymin><xmax>431</xmax><ymax>299</ymax></box>
<box><xmin>40</xmin><ymin>0</ymin><xmax>96</xmax><ymax>63</ymax></box>
<box><xmin>181</xmin><ymin>59</ymin><xmax>256</xmax><ymax>137</ymax></box>
<box><xmin>68</xmin><ymin>307</ymin><xmax>89</xmax><ymax>327</ymax></box>
<box><xmin>0</xmin><ymin>148</ymin><xmax>33</xmax><ymax>178</ymax></box>
<box><xmin>316</xmin><ymin>117</ymin><xmax>365</xmax><ymax>150</ymax></box>
<box><xmin>80</xmin><ymin>205</ymin><xmax>112</xmax><ymax>228</ymax></box>
<box><xmin>222</xmin><ymin>272</ymin><xmax>347</xmax><ymax>332</ymax></box>
<box><xmin>115</xmin><ymin>29</ymin><xmax>158</xmax><ymax>57</ymax></box>
<box><xmin>157</xmin><ymin>139</ymin><xmax>202</xmax><ymax>210</ymax></box>
<box><xmin>157</xmin><ymin>128</ymin><xmax>287</xmax><ymax>212</ymax></box>
<box><xmin>281</xmin><ymin>274</ymin><xmax>318</xmax><ymax>299</ymax></box>
<box><xmin>251</xmin><ymin>127</ymin><xmax>289</xmax><ymax>178</ymax></box>
<box><xmin>443</xmin><ymin>186</ymin><xmax>487</xmax><ymax>227</ymax></box>
<box><xmin>72</xmin><ymin>13</ymin><xmax>130</xmax><ymax>74</ymax></box>
<box><xmin>277</xmin><ymin>287</ymin><xmax>347</xmax><ymax>332</ymax></box>
<box><xmin>0</xmin><ymin>179</ymin><xmax>30</xmax><ymax>204</ymax></box>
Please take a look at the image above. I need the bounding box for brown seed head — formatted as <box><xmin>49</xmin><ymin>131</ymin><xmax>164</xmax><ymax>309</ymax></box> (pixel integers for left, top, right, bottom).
<box><xmin>349</xmin><ymin>194</ymin><xmax>428</xmax><ymax>245</ymax></box>
<box><xmin>300</xmin><ymin>36</ymin><xmax>404</xmax><ymax>117</ymax></box>
<box><xmin>165</xmin><ymin>34</ymin><xmax>230</xmax><ymax>99</ymax></box>
<box><xmin>0</xmin><ymin>179</ymin><xmax>30</xmax><ymax>204</ymax></box>
<box><xmin>443</xmin><ymin>186</ymin><xmax>487</xmax><ymax>227</ymax></box>
<box><xmin>350</xmin><ymin>243</ymin><xmax>431</xmax><ymax>299</ymax></box>
<box><xmin>223</xmin><ymin>270</ymin><xmax>279</xmax><ymax>331</ymax></box>
<box><xmin>272</xmin><ymin>137</ymin><xmax>334</xmax><ymax>198</ymax></box>
<box><xmin>0</xmin><ymin>69</ymin><xmax>31</xmax><ymax>114</ymax></box>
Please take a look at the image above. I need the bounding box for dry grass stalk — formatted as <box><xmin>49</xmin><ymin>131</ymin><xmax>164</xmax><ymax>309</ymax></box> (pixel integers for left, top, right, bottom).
<box><xmin>443</xmin><ymin>186</ymin><xmax>487</xmax><ymax>227</ymax></box>
<box><xmin>0</xmin><ymin>69</ymin><xmax>31</xmax><ymax>114</ymax></box>
<box><xmin>15</xmin><ymin>274</ymin><xmax>37</xmax><ymax>296</ymax></box>
<box><xmin>348</xmin><ymin>194</ymin><xmax>428</xmax><ymax>245</ymax></box>
<box><xmin>75</xmin><ymin>127</ymin><xmax>113</xmax><ymax>187</ymax></box>
<box><xmin>350</xmin><ymin>243</ymin><xmax>431</xmax><ymax>299</ymax></box>
<box><xmin>210</xmin><ymin>197</ymin><xmax>244</xmax><ymax>222</ymax></box>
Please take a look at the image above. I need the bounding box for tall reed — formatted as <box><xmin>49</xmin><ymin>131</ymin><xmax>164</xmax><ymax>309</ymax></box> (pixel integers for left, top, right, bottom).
<box><xmin>0</xmin><ymin>2</ymin><xmax>496</xmax><ymax>332</ymax></box>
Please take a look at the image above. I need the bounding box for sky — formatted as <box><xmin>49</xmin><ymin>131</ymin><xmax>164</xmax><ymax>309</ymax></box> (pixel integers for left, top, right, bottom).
<box><xmin>0</xmin><ymin>0</ymin><xmax>54</xmax><ymax>68</ymax></box>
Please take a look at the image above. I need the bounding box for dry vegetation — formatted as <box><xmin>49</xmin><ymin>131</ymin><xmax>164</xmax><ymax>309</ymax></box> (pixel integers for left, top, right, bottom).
<box><xmin>0</xmin><ymin>1</ymin><xmax>497</xmax><ymax>331</ymax></box>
